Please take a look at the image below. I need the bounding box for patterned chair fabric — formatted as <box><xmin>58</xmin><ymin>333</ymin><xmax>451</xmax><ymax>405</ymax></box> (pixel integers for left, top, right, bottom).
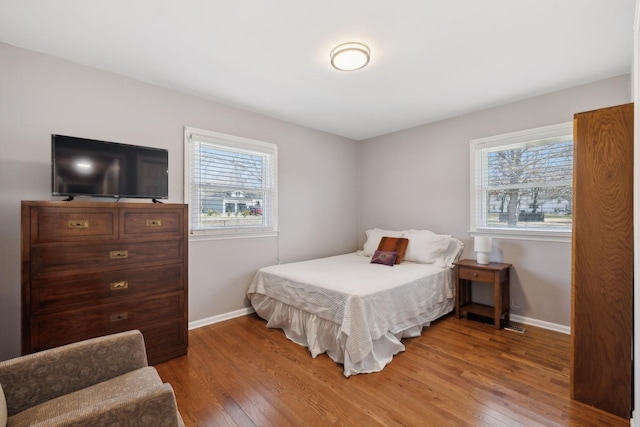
<box><xmin>0</xmin><ymin>330</ymin><xmax>185</xmax><ymax>427</ymax></box>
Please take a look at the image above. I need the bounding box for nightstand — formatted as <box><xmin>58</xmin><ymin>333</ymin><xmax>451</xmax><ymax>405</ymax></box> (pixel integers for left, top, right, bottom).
<box><xmin>453</xmin><ymin>259</ymin><xmax>512</xmax><ymax>329</ymax></box>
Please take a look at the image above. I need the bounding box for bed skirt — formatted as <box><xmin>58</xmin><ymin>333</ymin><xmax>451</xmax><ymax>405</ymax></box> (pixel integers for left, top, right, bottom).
<box><xmin>250</xmin><ymin>293</ymin><xmax>454</xmax><ymax>377</ymax></box>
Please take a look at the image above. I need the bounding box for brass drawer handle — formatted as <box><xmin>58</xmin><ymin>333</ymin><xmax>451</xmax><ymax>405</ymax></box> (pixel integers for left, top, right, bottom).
<box><xmin>110</xmin><ymin>312</ymin><xmax>128</xmax><ymax>322</ymax></box>
<box><xmin>146</xmin><ymin>219</ymin><xmax>162</xmax><ymax>227</ymax></box>
<box><xmin>110</xmin><ymin>281</ymin><xmax>129</xmax><ymax>290</ymax></box>
<box><xmin>473</xmin><ymin>273</ymin><xmax>479</xmax><ymax>277</ymax></box>
<box><xmin>109</xmin><ymin>250</ymin><xmax>128</xmax><ymax>259</ymax></box>
<box><xmin>68</xmin><ymin>220</ymin><xmax>89</xmax><ymax>229</ymax></box>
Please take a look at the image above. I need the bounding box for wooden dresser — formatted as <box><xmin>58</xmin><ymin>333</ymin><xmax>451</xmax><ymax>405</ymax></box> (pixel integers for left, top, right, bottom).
<box><xmin>21</xmin><ymin>201</ymin><xmax>188</xmax><ymax>365</ymax></box>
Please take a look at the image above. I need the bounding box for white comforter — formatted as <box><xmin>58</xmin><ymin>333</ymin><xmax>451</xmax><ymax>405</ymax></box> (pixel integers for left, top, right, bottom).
<box><xmin>247</xmin><ymin>253</ymin><xmax>455</xmax><ymax>376</ymax></box>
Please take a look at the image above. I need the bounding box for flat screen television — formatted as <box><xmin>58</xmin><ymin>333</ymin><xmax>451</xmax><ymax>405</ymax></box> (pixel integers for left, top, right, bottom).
<box><xmin>52</xmin><ymin>134</ymin><xmax>168</xmax><ymax>200</ymax></box>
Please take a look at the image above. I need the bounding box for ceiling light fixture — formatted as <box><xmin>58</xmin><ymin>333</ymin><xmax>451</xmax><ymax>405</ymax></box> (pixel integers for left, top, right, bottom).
<box><xmin>330</xmin><ymin>42</ymin><xmax>370</xmax><ymax>71</ymax></box>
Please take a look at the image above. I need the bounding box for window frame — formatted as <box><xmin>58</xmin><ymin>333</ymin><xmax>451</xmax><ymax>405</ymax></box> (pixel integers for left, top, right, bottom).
<box><xmin>469</xmin><ymin>122</ymin><xmax>573</xmax><ymax>243</ymax></box>
<box><xmin>184</xmin><ymin>126</ymin><xmax>278</xmax><ymax>240</ymax></box>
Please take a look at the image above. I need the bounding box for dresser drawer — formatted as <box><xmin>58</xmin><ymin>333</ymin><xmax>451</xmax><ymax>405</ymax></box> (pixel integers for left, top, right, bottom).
<box><xmin>32</xmin><ymin>240</ymin><xmax>183</xmax><ymax>278</ymax></box>
<box><xmin>31</xmin><ymin>264</ymin><xmax>184</xmax><ymax>313</ymax></box>
<box><xmin>458</xmin><ymin>266</ymin><xmax>495</xmax><ymax>283</ymax></box>
<box><xmin>29</xmin><ymin>292</ymin><xmax>185</xmax><ymax>351</ymax></box>
<box><xmin>29</xmin><ymin>207</ymin><xmax>118</xmax><ymax>243</ymax></box>
<box><xmin>122</xmin><ymin>208</ymin><xmax>184</xmax><ymax>238</ymax></box>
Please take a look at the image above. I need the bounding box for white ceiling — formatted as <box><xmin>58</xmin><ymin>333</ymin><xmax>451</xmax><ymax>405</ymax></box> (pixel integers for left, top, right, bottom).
<box><xmin>0</xmin><ymin>1</ymin><xmax>635</xmax><ymax>140</ymax></box>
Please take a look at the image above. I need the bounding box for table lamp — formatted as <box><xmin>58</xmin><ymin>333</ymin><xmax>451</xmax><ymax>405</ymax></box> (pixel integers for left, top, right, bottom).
<box><xmin>474</xmin><ymin>236</ymin><xmax>492</xmax><ymax>264</ymax></box>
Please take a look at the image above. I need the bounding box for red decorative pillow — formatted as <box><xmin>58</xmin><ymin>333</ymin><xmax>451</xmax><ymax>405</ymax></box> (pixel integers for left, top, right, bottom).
<box><xmin>377</xmin><ymin>237</ymin><xmax>409</xmax><ymax>264</ymax></box>
<box><xmin>371</xmin><ymin>250</ymin><xmax>398</xmax><ymax>266</ymax></box>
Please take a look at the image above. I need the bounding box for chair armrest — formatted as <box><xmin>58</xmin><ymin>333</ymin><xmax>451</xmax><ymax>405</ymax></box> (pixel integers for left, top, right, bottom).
<box><xmin>27</xmin><ymin>383</ymin><xmax>183</xmax><ymax>427</ymax></box>
<box><xmin>0</xmin><ymin>330</ymin><xmax>148</xmax><ymax>415</ymax></box>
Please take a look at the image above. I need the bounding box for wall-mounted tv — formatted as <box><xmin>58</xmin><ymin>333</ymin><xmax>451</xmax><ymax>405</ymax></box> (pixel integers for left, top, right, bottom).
<box><xmin>52</xmin><ymin>134</ymin><xmax>168</xmax><ymax>200</ymax></box>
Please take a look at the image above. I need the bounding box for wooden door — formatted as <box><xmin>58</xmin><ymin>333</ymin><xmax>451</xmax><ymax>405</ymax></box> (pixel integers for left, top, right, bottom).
<box><xmin>571</xmin><ymin>103</ymin><xmax>633</xmax><ymax>418</ymax></box>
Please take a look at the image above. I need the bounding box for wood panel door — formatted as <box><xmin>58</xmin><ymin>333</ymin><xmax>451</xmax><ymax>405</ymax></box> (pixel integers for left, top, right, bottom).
<box><xmin>571</xmin><ymin>103</ymin><xmax>633</xmax><ymax>418</ymax></box>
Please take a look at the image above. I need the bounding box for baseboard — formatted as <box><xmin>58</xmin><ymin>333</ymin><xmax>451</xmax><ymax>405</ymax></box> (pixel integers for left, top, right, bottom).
<box><xmin>188</xmin><ymin>308</ymin><xmax>570</xmax><ymax>335</ymax></box>
<box><xmin>509</xmin><ymin>314</ymin><xmax>570</xmax><ymax>335</ymax></box>
<box><xmin>188</xmin><ymin>307</ymin><xmax>256</xmax><ymax>330</ymax></box>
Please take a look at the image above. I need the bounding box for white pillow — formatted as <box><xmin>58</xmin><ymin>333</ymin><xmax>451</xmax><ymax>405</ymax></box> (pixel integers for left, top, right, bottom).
<box><xmin>443</xmin><ymin>237</ymin><xmax>464</xmax><ymax>268</ymax></box>
<box><xmin>361</xmin><ymin>228</ymin><xmax>404</xmax><ymax>256</ymax></box>
<box><xmin>405</xmin><ymin>228</ymin><xmax>435</xmax><ymax>234</ymax></box>
<box><xmin>404</xmin><ymin>230</ymin><xmax>451</xmax><ymax>264</ymax></box>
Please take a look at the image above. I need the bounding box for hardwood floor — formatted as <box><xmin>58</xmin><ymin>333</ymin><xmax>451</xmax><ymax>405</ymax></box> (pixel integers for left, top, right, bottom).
<box><xmin>155</xmin><ymin>313</ymin><xmax>629</xmax><ymax>427</ymax></box>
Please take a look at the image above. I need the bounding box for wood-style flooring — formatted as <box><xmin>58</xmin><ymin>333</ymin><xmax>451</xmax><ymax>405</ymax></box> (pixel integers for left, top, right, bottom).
<box><xmin>155</xmin><ymin>313</ymin><xmax>629</xmax><ymax>427</ymax></box>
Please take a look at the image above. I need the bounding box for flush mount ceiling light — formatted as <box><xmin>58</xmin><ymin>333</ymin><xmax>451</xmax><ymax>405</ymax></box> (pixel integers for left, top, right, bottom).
<box><xmin>330</xmin><ymin>42</ymin><xmax>370</xmax><ymax>71</ymax></box>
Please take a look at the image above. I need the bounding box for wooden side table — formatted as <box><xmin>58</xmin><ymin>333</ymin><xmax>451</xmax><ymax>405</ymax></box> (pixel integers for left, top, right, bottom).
<box><xmin>453</xmin><ymin>259</ymin><xmax>512</xmax><ymax>329</ymax></box>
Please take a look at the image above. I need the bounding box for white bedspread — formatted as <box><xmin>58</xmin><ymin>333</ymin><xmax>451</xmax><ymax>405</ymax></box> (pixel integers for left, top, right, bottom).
<box><xmin>247</xmin><ymin>253</ymin><xmax>454</xmax><ymax>376</ymax></box>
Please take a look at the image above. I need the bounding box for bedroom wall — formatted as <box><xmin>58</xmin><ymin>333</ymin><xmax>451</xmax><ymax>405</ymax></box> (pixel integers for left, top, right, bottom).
<box><xmin>0</xmin><ymin>42</ymin><xmax>630</xmax><ymax>362</ymax></box>
<box><xmin>358</xmin><ymin>74</ymin><xmax>632</xmax><ymax>329</ymax></box>
<box><xmin>0</xmin><ymin>42</ymin><xmax>360</xmax><ymax>361</ymax></box>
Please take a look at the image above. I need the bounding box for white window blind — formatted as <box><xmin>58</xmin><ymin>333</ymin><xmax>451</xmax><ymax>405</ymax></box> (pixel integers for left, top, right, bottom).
<box><xmin>184</xmin><ymin>127</ymin><xmax>278</xmax><ymax>238</ymax></box>
<box><xmin>470</xmin><ymin>122</ymin><xmax>573</xmax><ymax>238</ymax></box>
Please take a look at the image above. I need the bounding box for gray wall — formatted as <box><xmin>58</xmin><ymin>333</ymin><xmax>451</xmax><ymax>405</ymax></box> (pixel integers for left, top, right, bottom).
<box><xmin>359</xmin><ymin>74</ymin><xmax>631</xmax><ymax>328</ymax></box>
<box><xmin>0</xmin><ymin>43</ymin><xmax>360</xmax><ymax>360</ymax></box>
<box><xmin>0</xmin><ymin>41</ymin><xmax>631</xmax><ymax>361</ymax></box>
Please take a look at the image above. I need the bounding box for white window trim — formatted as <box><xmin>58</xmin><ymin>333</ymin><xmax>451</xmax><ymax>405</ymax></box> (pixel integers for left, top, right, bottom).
<box><xmin>184</xmin><ymin>126</ymin><xmax>278</xmax><ymax>241</ymax></box>
<box><xmin>469</xmin><ymin>122</ymin><xmax>573</xmax><ymax>243</ymax></box>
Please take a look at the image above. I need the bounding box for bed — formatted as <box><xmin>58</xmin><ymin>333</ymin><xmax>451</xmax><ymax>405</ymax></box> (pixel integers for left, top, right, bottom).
<box><xmin>247</xmin><ymin>228</ymin><xmax>464</xmax><ymax>377</ymax></box>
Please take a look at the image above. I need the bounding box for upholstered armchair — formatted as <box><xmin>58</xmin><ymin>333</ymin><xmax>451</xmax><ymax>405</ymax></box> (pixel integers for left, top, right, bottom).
<box><xmin>0</xmin><ymin>330</ymin><xmax>185</xmax><ymax>427</ymax></box>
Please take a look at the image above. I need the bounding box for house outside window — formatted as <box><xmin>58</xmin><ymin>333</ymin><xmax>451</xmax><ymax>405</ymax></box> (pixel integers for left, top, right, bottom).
<box><xmin>184</xmin><ymin>127</ymin><xmax>277</xmax><ymax>239</ymax></box>
<box><xmin>470</xmin><ymin>122</ymin><xmax>573</xmax><ymax>242</ymax></box>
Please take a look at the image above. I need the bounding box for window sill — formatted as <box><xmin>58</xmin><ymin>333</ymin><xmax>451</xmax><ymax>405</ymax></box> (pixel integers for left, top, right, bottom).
<box><xmin>470</xmin><ymin>229</ymin><xmax>571</xmax><ymax>243</ymax></box>
<box><xmin>189</xmin><ymin>230</ymin><xmax>278</xmax><ymax>242</ymax></box>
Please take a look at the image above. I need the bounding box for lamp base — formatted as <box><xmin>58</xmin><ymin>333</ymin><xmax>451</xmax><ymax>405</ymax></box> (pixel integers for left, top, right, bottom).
<box><xmin>476</xmin><ymin>252</ymin><xmax>490</xmax><ymax>264</ymax></box>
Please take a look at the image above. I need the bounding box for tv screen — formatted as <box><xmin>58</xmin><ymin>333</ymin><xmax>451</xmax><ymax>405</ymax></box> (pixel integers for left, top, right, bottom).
<box><xmin>52</xmin><ymin>134</ymin><xmax>168</xmax><ymax>200</ymax></box>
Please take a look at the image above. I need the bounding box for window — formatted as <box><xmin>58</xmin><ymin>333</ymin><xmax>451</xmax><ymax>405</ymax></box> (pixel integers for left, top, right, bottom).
<box><xmin>470</xmin><ymin>122</ymin><xmax>573</xmax><ymax>241</ymax></box>
<box><xmin>184</xmin><ymin>127</ymin><xmax>277</xmax><ymax>238</ymax></box>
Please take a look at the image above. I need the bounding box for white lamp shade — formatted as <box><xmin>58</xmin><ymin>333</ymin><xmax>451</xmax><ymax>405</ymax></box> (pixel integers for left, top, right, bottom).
<box><xmin>474</xmin><ymin>236</ymin><xmax>492</xmax><ymax>253</ymax></box>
